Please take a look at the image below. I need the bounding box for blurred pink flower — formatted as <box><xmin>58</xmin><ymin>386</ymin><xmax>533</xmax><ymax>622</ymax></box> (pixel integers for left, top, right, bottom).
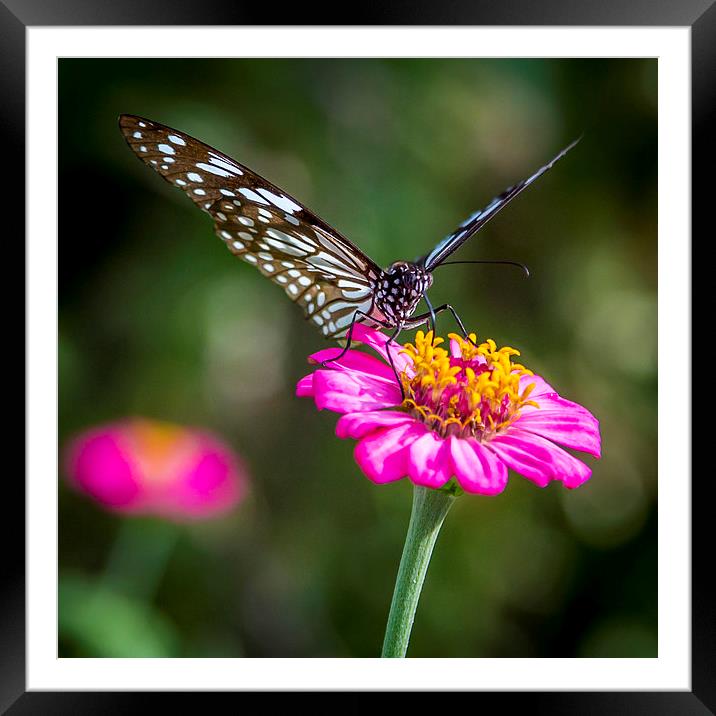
<box><xmin>64</xmin><ymin>418</ymin><xmax>247</xmax><ymax>519</ymax></box>
<box><xmin>298</xmin><ymin>326</ymin><xmax>600</xmax><ymax>495</ymax></box>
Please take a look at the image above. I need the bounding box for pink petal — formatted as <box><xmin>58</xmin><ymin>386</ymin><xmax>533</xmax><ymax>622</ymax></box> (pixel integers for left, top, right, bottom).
<box><xmin>354</xmin><ymin>422</ymin><xmax>424</xmax><ymax>484</ymax></box>
<box><xmin>407</xmin><ymin>430</ymin><xmax>452</xmax><ymax>489</ymax></box>
<box><xmin>448</xmin><ymin>436</ymin><xmax>508</xmax><ymax>495</ymax></box>
<box><xmin>65</xmin><ymin>430</ymin><xmax>145</xmax><ymax>510</ymax></box>
<box><xmin>295</xmin><ymin>374</ymin><xmax>314</xmax><ymax>397</ymax></box>
<box><xmin>154</xmin><ymin>437</ymin><xmax>245</xmax><ymax>519</ymax></box>
<box><xmin>308</xmin><ymin>346</ymin><xmax>396</xmax><ymax>383</ymax></box>
<box><xmin>351</xmin><ymin>324</ymin><xmax>412</xmax><ymax>376</ymax></box>
<box><xmin>336</xmin><ymin>410</ymin><xmax>415</xmax><ymax>440</ymax></box>
<box><xmin>312</xmin><ymin>369</ymin><xmax>402</xmax><ymax>414</ymax></box>
<box><xmin>514</xmin><ymin>405</ymin><xmax>601</xmax><ymax>458</ymax></box>
<box><xmin>488</xmin><ymin>428</ymin><xmax>592</xmax><ymax>488</ymax></box>
<box><xmin>519</xmin><ymin>374</ymin><xmax>556</xmax><ymax>399</ymax></box>
<box><xmin>538</xmin><ymin>393</ymin><xmax>597</xmax><ymax>414</ymax></box>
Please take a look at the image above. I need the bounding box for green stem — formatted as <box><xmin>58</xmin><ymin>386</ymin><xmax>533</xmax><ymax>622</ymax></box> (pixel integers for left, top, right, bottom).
<box><xmin>102</xmin><ymin>518</ymin><xmax>178</xmax><ymax>602</ymax></box>
<box><xmin>381</xmin><ymin>485</ymin><xmax>456</xmax><ymax>657</ymax></box>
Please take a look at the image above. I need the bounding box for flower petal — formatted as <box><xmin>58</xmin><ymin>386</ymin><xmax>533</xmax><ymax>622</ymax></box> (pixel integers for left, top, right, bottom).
<box><xmin>154</xmin><ymin>436</ymin><xmax>245</xmax><ymax>519</ymax></box>
<box><xmin>312</xmin><ymin>369</ymin><xmax>402</xmax><ymax>414</ymax></box>
<box><xmin>488</xmin><ymin>428</ymin><xmax>592</xmax><ymax>488</ymax></box>
<box><xmin>295</xmin><ymin>374</ymin><xmax>314</xmax><ymax>397</ymax></box>
<box><xmin>351</xmin><ymin>324</ymin><xmax>412</xmax><ymax>376</ymax></box>
<box><xmin>336</xmin><ymin>410</ymin><xmax>416</xmax><ymax>440</ymax></box>
<box><xmin>407</xmin><ymin>430</ymin><xmax>452</xmax><ymax>489</ymax></box>
<box><xmin>308</xmin><ymin>346</ymin><xmax>396</xmax><ymax>383</ymax></box>
<box><xmin>449</xmin><ymin>436</ymin><xmax>508</xmax><ymax>495</ymax></box>
<box><xmin>514</xmin><ymin>405</ymin><xmax>601</xmax><ymax>458</ymax></box>
<box><xmin>354</xmin><ymin>422</ymin><xmax>424</xmax><ymax>484</ymax></box>
<box><xmin>65</xmin><ymin>431</ymin><xmax>144</xmax><ymax>510</ymax></box>
<box><xmin>519</xmin><ymin>374</ymin><xmax>557</xmax><ymax>398</ymax></box>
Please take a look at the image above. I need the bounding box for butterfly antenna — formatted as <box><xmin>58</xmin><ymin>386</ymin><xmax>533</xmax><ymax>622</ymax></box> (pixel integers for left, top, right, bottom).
<box><xmin>435</xmin><ymin>259</ymin><xmax>531</xmax><ymax>278</ymax></box>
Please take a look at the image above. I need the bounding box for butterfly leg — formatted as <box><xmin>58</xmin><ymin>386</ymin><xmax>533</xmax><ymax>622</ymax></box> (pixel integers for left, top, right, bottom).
<box><xmin>408</xmin><ymin>303</ymin><xmax>477</xmax><ymax>346</ymax></box>
<box><xmin>319</xmin><ymin>310</ymin><xmax>392</xmax><ymax>368</ymax></box>
<box><xmin>319</xmin><ymin>313</ymin><xmax>405</xmax><ymax>398</ymax></box>
<box><xmin>320</xmin><ymin>313</ymin><xmax>406</xmax><ymax>399</ymax></box>
<box><xmin>384</xmin><ymin>325</ymin><xmax>406</xmax><ymax>400</ymax></box>
<box><xmin>423</xmin><ymin>295</ymin><xmax>439</xmax><ymax>343</ymax></box>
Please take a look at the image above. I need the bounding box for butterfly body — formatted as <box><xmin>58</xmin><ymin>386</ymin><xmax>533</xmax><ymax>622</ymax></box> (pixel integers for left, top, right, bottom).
<box><xmin>372</xmin><ymin>262</ymin><xmax>433</xmax><ymax>329</ymax></box>
<box><xmin>119</xmin><ymin>114</ymin><xmax>578</xmax><ymax>346</ymax></box>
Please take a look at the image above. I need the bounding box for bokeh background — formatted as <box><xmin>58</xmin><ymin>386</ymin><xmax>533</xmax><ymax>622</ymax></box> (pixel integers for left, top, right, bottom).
<box><xmin>59</xmin><ymin>58</ymin><xmax>657</xmax><ymax>658</ymax></box>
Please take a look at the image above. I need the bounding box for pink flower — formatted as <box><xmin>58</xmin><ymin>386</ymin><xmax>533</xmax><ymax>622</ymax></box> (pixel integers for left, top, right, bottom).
<box><xmin>297</xmin><ymin>325</ymin><xmax>600</xmax><ymax>495</ymax></box>
<box><xmin>64</xmin><ymin>418</ymin><xmax>248</xmax><ymax>519</ymax></box>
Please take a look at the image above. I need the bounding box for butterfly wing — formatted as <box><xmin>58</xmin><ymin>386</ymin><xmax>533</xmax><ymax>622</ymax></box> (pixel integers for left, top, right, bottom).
<box><xmin>119</xmin><ymin>114</ymin><xmax>382</xmax><ymax>339</ymax></box>
<box><xmin>420</xmin><ymin>138</ymin><xmax>581</xmax><ymax>272</ymax></box>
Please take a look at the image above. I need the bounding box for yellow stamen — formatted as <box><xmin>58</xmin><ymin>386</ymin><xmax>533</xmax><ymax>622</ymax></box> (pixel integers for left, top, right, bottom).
<box><xmin>400</xmin><ymin>330</ymin><xmax>539</xmax><ymax>440</ymax></box>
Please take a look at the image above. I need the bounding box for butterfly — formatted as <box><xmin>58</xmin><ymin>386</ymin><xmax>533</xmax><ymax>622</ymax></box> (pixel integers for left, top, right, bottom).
<box><xmin>119</xmin><ymin>114</ymin><xmax>578</xmax><ymax>373</ymax></box>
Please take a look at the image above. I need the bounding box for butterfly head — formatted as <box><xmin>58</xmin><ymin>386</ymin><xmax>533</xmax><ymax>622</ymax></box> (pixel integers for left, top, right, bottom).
<box><xmin>374</xmin><ymin>261</ymin><xmax>433</xmax><ymax>326</ymax></box>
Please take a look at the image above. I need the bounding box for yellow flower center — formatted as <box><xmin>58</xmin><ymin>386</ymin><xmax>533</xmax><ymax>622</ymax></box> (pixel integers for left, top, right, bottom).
<box><xmin>400</xmin><ymin>331</ymin><xmax>538</xmax><ymax>441</ymax></box>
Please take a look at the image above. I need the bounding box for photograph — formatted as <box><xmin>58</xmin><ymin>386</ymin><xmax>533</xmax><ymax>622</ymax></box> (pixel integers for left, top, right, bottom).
<box><xmin>57</xmin><ymin>57</ymin><xmax>658</xmax><ymax>660</ymax></box>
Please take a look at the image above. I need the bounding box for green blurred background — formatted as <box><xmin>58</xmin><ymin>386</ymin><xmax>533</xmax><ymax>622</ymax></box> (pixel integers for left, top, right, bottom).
<box><xmin>59</xmin><ymin>59</ymin><xmax>657</xmax><ymax>658</ymax></box>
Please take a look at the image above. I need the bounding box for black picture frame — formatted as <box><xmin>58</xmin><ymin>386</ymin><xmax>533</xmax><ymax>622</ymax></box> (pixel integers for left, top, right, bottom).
<box><xmin>6</xmin><ymin>0</ymin><xmax>707</xmax><ymax>711</ymax></box>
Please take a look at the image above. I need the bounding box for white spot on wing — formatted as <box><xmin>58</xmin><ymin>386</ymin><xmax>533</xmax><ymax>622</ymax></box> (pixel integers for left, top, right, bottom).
<box><xmin>210</xmin><ymin>157</ymin><xmax>243</xmax><ymax>175</ymax></box>
<box><xmin>239</xmin><ymin>188</ymin><xmax>269</xmax><ymax>205</ymax></box>
<box><xmin>168</xmin><ymin>135</ymin><xmax>186</xmax><ymax>146</ymax></box>
<box><xmin>256</xmin><ymin>188</ymin><xmax>303</xmax><ymax>214</ymax></box>
<box><xmin>158</xmin><ymin>144</ymin><xmax>175</xmax><ymax>155</ymax></box>
<box><xmin>265</xmin><ymin>239</ymin><xmax>305</xmax><ymax>257</ymax></box>
<box><xmin>196</xmin><ymin>162</ymin><xmax>232</xmax><ymax>178</ymax></box>
<box><xmin>341</xmin><ymin>288</ymin><xmax>371</xmax><ymax>299</ymax></box>
<box><xmin>338</xmin><ymin>279</ymin><xmax>367</xmax><ymax>290</ymax></box>
<box><xmin>266</xmin><ymin>229</ymin><xmax>315</xmax><ymax>253</ymax></box>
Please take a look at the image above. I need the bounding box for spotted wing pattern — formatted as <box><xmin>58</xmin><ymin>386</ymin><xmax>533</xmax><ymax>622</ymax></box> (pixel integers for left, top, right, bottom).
<box><xmin>119</xmin><ymin>114</ymin><xmax>382</xmax><ymax>338</ymax></box>
<box><xmin>420</xmin><ymin>137</ymin><xmax>581</xmax><ymax>271</ymax></box>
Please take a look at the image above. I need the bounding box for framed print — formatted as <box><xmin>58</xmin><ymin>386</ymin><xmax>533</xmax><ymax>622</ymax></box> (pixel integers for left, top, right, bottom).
<box><xmin>5</xmin><ymin>0</ymin><xmax>708</xmax><ymax>710</ymax></box>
